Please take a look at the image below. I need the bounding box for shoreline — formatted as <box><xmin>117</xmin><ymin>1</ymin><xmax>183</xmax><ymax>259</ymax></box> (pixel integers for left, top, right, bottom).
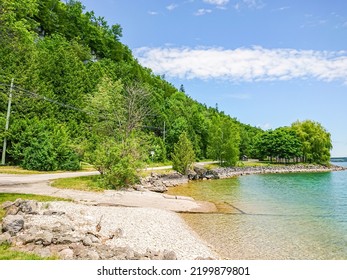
<box><xmin>0</xmin><ymin>200</ymin><xmax>219</xmax><ymax>260</ymax></box>
<box><xmin>139</xmin><ymin>163</ymin><xmax>346</xmax><ymax>193</ymax></box>
<box><xmin>1</xmin><ymin>163</ymin><xmax>346</xmax><ymax>260</ymax></box>
<box><xmin>209</xmin><ymin>163</ymin><xmax>346</xmax><ymax>179</ymax></box>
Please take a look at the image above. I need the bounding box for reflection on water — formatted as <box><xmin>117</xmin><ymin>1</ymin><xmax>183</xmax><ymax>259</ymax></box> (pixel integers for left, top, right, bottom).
<box><xmin>168</xmin><ymin>167</ymin><xmax>347</xmax><ymax>259</ymax></box>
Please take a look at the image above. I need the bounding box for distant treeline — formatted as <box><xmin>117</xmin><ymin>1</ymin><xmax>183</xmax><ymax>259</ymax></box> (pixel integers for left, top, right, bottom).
<box><xmin>331</xmin><ymin>158</ymin><xmax>347</xmax><ymax>162</ymax></box>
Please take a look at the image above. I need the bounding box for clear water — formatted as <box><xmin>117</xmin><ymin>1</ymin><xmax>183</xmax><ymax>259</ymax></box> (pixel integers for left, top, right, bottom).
<box><xmin>168</xmin><ymin>163</ymin><xmax>347</xmax><ymax>259</ymax></box>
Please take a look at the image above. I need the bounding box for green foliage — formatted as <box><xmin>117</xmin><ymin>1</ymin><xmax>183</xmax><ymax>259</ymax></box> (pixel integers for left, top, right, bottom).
<box><xmin>0</xmin><ymin>0</ymin><xmax>334</xmax><ymax>187</ymax></box>
<box><xmin>172</xmin><ymin>132</ymin><xmax>195</xmax><ymax>175</ymax></box>
<box><xmin>90</xmin><ymin>138</ymin><xmax>146</xmax><ymax>189</ymax></box>
<box><xmin>291</xmin><ymin>120</ymin><xmax>332</xmax><ymax>165</ymax></box>
<box><xmin>252</xmin><ymin>127</ymin><xmax>303</xmax><ymax>162</ymax></box>
<box><xmin>148</xmin><ymin>134</ymin><xmax>167</xmax><ymax>162</ymax></box>
<box><xmin>51</xmin><ymin>176</ymin><xmax>103</xmax><ymax>192</ymax></box>
<box><xmin>207</xmin><ymin>116</ymin><xmax>240</xmax><ymax>166</ymax></box>
<box><xmin>8</xmin><ymin>118</ymin><xmax>80</xmax><ymax>171</ymax></box>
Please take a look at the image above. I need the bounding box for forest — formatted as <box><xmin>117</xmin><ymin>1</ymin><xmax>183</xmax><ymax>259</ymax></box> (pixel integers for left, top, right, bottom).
<box><xmin>0</xmin><ymin>0</ymin><xmax>333</xmax><ymax>188</ymax></box>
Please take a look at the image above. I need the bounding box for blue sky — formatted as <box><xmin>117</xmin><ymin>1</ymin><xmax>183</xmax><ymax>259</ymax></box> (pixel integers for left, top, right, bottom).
<box><xmin>80</xmin><ymin>0</ymin><xmax>347</xmax><ymax>156</ymax></box>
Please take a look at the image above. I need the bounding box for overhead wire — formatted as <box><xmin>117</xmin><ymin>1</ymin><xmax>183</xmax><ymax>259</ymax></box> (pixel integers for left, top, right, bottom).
<box><xmin>0</xmin><ymin>82</ymin><xmax>163</xmax><ymax>131</ymax></box>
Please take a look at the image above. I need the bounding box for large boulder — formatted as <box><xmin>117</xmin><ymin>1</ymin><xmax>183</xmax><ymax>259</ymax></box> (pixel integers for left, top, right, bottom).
<box><xmin>193</xmin><ymin>166</ymin><xmax>207</xmax><ymax>179</ymax></box>
<box><xmin>2</xmin><ymin>215</ymin><xmax>24</xmax><ymax>236</ymax></box>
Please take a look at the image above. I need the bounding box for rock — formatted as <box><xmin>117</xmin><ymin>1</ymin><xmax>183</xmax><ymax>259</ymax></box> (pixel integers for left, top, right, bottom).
<box><xmin>82</xmin><ymin>236</ymin><xmax>93</xmax><ymax>246</ymax></box>
<box><xmin>43</xmin><ymin>210</ymin><xmax>65</xmax><ymax>216</ymax></box>
<box><xmin>125</xmin><ymin>247</ymin><xmax>135</xmax><ymax>260</ymax></box>
<box><xmin>33</xmin><ymin>247</ymin><xmax>51</xmax><ymax>258</ymax></box>
<box><xmin>75</xmin><ymin>248</ymin><xmax>100</xmax><ymax>260</ymax></box>
<box><xmin>194</xmin><ymin>166</ymin><xmax>207</xmax><ymax>178</ymax></box>
<box><xmin>145</xmin><ymin>248</ymin><xmax>163</xmax><ymax>260</ymax></box>
<box><xmin>18</xmin><ymin>200</ymin><xmax>39</xmax><ymax>215</ymax></box>
<box><xmin>133</xmin><ymin>184</ymin><xmax>144</xmax><ymax>191</ymax></box>
<box><xmin>187</xmin><ymin>170</ymin><xmax>198</xmax><ymax>180</ymax></box>
<box><xmin>5</xmin><ymin>205</ymin><xmax>19</xmax><ymax>216</ymax></box>
<box><xmin>139</xmin><ymin>172</ymin><xmax>188</xmax><ymax>191</ymax></box>
<box><xmin>35</xmin><ymin>231</ymin><xmax>53</xmax><ymax>246</ymax></box>
<box><xmin>147</xmin><ymin>182</ymin><xmax>167</xmax><ymax>193</ymax></box>
<box><xmin>56</xmin><ymin>234</ymin><xmax>80</xmax><ymax>245</ymax></box>
<box><xmin>87</xmin><ymin>250</ymin><xmax>100</xmax><ymax>260</ymax></box>
<box><xmin>2</xmin><ymin>215</ymin><xmax>24</xmax><ymax>236</ymax></box>
<box><xmin>20</xmin><ymin>233</ymin><xmax>36</xmax><ymax>245</ymax></box>
<box><xmin>163</xmin><ymin>250</ymin><xmax>177</xmax><ymax>260</ymax></box>
<box><xmin>109</xmin><ymin>228</ymin><xmax>124</xmax><ymax>239</ymax></box>
<box><xmin>0</xmin><ymin>232</ymin><xmax>11</xmax><ymax>244</ymax></box>
<box><xmin>1</xmin><ymin>201</ymin><xmax>13</xmax><ymax>209</ymax></box>
<box><xmin>59</xmin><ymin>248</ymin><xmax>74</xmax><ymax>260</ymax></box>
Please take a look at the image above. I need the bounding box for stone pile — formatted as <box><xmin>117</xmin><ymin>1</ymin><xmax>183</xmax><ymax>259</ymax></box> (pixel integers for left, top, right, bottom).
<box><xmin>137</xmin><ymin>172</ymin><xmax>189</xmax><ymax>193</ymax></box>
<box><xmin>213</xmin><ymin>164</ymin><xmax>346</xmax><ymax>179</ymax></box>
<box><xmin>0</xmin><ymin>199</ymin><xmax>177</xmax><ymax>260</ymax></box>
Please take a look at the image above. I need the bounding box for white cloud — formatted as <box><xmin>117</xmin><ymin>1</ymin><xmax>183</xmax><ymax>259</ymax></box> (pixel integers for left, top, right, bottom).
<box><xmin>148</xmin><ymin>11</ymin><xmax>158</xmax><ymax>16</ymax></box>
<box><xmin>194</xmin><ymin>8</ymin><xmax>212</xmax><ymax>16</ymax></box>
<box><xmin>234</xmin><ymin>0</ymin><xmax>265</xmax><ymax>10</ymax></box>
<box><xmin>166</xmin><ymin>4</ymin><xmax>178</xmax><ymax>11</ymax></box>
<box><xmin>242</xmin><ymin>0</ymin><xmax>265</xmax><ymax>9</ymax></box>
<box><xmin>134</xmin><ymin>46</ymin><xmax>347</xmax><ymax>84</ymax></box>
<box><xmin>258</xmin><ymin>123</ymin><xmax>272</xmax><ymax>130</ymax></box>
<box><xmin>203</xmin><ymin>0</ymin><xmax>229</xmax><ymax>6</ymax></box>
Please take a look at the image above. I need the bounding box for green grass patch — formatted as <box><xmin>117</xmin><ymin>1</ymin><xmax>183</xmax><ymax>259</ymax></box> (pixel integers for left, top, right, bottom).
<box><xmin>50</xmin><ymin>175</ymin><xmax>105</xmax><ymax>192</ymax></box>
<box><xmin>0</xmin><ymin>243</ymin><xmax>58</xmax><ymax>260</ymax></box>
<box><xmin>202</xmin><ymin>163</ymin><xmax>220</xmax><ymax>170</ymax></box>
<box><xmin>139</xmin><ymin>169</ymin><xmax>175</xmax><ymax>178</ymax></box>
<box><xmin>145</xmin><ymin>161</ymin><xmax>173</xmax><ymax>168</ymax></box>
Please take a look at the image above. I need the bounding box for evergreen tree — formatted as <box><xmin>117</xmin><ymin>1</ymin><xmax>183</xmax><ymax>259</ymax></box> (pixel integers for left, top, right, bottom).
<box><xmin>172</xmin><ymin>132</ymin><xmax>195</xmax><ymax>175</ymax></box>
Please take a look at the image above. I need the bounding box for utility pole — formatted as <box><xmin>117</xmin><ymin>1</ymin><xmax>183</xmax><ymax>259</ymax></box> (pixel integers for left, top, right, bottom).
<box><xmin>1</xmin><ymin>78</ymin><xmax>14</xmax><ymax>165</ymax></box>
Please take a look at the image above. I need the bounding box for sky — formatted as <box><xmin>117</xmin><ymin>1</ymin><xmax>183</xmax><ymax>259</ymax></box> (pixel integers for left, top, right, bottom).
<box><xmin>79</xmin><ymin>0</ymin><xmax>347</xmax><ymax>157</ymax></box>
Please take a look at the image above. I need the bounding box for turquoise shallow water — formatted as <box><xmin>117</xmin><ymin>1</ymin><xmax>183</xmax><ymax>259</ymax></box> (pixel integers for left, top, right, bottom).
<box><xmin>168</xmin><ymin>163</ymin><xmax>347</xmax><ymax>259</ymax></box>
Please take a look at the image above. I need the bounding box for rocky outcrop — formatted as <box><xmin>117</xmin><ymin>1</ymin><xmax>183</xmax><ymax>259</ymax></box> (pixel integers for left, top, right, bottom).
<box><xmin>212</xmin><ymin>164</ymin><xmax>346</xmax><ymax>179</ymax></box>
<box><xmin>137</xmin><ymin>164</ymin><xmax>346</xmax><ymax>192</ymax></box>
<box><xmin>137</xmin><ymin>172</ymin><xmax>188</xmax><ymax>193</ymax></box>
<box><xmin>0</xmin><ymin>199</ymin><xmax>179</xmax><ymax>260</ymax></box>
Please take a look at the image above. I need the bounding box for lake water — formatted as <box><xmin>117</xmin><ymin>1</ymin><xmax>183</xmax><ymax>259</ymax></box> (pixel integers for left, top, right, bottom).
<box><xmin>167</xmin><ymin>163</ymin><xmax>347</xmax><ymax>259</ymax></box>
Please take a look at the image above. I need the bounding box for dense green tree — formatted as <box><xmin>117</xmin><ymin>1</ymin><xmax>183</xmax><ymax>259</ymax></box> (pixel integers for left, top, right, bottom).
<box><xmin>8</xmin><ymin>118</ymin><xmax>80</xmax><ymax>171</ymax></box>
<box><xmin>291</xmin><ymin>120</ymin><xmax>332</xmax><ymax>165</ymax></box>
<box><xmin>172</xmin><ymin>132</ymin><xmax>195</xmax><ymax>175</ymax></box>
<box><xmin>0</xmin><ymin>0</ymin><xmax>335</xmax><ymax>188</ymax></box>
<box><xmin>207</xmin><ymin>116</ymin><xmax>240</xmax><ymax>166</ymax></box>
<box><xmin>253</xmin><ymin>127</ymin><xmax>302</xmax><ymax>162</ymax></box>
<box><xmin>90</xmin><ymin>136</ymin><xmax>147</xmax><ymax>188</ymax></box>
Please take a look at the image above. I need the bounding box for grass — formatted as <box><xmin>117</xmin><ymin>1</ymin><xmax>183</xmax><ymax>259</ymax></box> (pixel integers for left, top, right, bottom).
<box><xmin>50</xmin><ymin>175</ymin><xmax>105</xmax><ymax>192</ymax></box>
<box><xmin>139</xmin><ymin>168</ymin><xmax>176</xmax><ymax>178</ymax></box>
<box><xmin>0</xmin><ymin>243</ymin><xmax>58</xmax><ymax>260</ymax></box>
<box><xmin>145</xmin><ymin>160</ymin><xmax>172</xmax><ymax>168</ymax></box>
<box><xmin>0</xmin><ymin>193</ymin><xmax>69</xmax><ymax>260</ymax></box>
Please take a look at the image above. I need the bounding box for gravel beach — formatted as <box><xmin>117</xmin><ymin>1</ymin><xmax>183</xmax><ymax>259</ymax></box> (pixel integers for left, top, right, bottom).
<box><xmin>2</xmin><ymin>200</ymin><xmax>218</xmax><ymax>260</ymax></box>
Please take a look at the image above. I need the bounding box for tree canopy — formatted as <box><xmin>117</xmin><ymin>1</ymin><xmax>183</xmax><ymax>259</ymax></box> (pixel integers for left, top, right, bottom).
<box><xmin>0</xmin><ymin>0</ymin><xmax>334</xmax><ymax>186</ymax></box>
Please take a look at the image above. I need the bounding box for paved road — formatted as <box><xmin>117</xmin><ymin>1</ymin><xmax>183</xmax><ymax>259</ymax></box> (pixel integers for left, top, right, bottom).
<box><xmin>0</xmin><ymin>169</ymin><xmax>216</xmax><ymax>213</ymax></box>
<box><xmin>0</xmin><ymin>171</ymin><xmax>100</xmax><ymax>186</ymax></box>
